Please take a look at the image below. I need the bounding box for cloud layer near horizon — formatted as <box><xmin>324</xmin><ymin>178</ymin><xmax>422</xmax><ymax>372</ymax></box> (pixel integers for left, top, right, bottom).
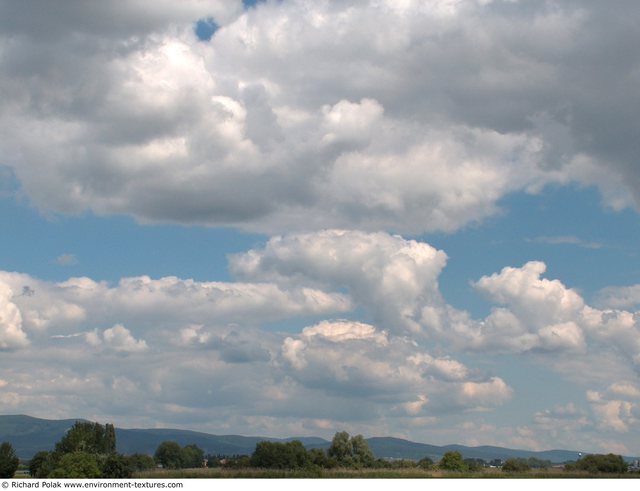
<box><xmin>1</xmin><ymin>0</ymin><xmax>640</xmax><ymax>232</ymax></box>
<box><xmin>2</xmin><ymin>230</ymin><xmax>640</xmax><ymax>453</ymax></box>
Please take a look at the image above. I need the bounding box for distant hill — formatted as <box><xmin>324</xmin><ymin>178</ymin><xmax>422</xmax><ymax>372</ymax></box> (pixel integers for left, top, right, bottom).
<box><xmin>115</xmin><ymin>427</ymin><xmax>327</xmax><ymax>457</ymax></box>
<box><xmin>1</xmin><ymin>414</ymin><xmax>635</xmax><ymax>464</ymax></box>
<box><xmin>0</xmin><ymin>414</ymin><xmax>87</xmax><ymax>459</ymax></box>
<box><xmin>0</xmin><ymin>415</ymin><xmax>328</xmax><ymax>459</ymax></box>
<box><xmin>366</xmin><ymin>437</ymin><xmax>584</xmax><ymax>464</ymax></box>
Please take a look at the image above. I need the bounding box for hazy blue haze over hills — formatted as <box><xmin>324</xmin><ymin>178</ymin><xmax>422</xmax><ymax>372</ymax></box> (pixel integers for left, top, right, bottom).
<box><xmin>1</xmin><ymin>415</ymin><xmax>633</xmax><ymax>463</ymax></box>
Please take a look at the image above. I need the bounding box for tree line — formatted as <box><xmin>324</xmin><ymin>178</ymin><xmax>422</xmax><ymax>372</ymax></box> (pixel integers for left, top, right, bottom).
<box><xmin>0</xmin><ymin>423</ymin><xmax>635</xmax><ymax>477</ymax></box>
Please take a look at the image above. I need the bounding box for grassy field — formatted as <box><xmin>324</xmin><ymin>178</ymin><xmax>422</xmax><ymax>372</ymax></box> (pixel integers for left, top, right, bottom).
<box><xmin>133</xmin><ymin>467</ymin><xmax>638</xmax><ymax>479</ymax></box>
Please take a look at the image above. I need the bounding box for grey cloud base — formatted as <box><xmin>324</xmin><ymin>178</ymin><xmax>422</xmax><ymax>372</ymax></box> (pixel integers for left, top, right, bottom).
<box><xmin>1</xmin><ymin>1</ymin><xmax>640</xmax><ymax>232</ymax></box>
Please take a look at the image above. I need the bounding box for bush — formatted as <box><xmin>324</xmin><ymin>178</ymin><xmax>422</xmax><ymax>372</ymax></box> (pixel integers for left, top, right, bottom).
<box><xmin>28</xmin><ymin>451</ymin><xmax>56</xmax><ymax>478</ymax></box>
<box><xmin>250</xmin><ymin>440</ymin><xmax>310</xmax><ymax>469</ymax></box>
<box><xmin>101</xmin><ymin>454</ymin><xmax>132</xmax><ymax>478</ymax></box>
<box><xmin>569</xmin><ymin>453</ymin><xmax>628</xmax><ymax>474</ymax></box>
<box><xmin>180</xmin><ymin>444</ymin><xmax>204</xmax><ymax>468</ymax></box>
<box><xmin>502</xmin><ymin>458</ymin><xmax>530</xmax><ymax>473</ymax></box>
<box><xmin>439</xmin><ymin>451</ymin><xmax>467</xmax><ymax>472</ymax></box>
<box><xmin>464</xmin><ymin>458</ymin><xmax>485</xmax><ymax>472</ymax></box>
<box><xmin>49</xmin><ymin>452</ymin><xmax>102</xmax><ymax>478</ymax></box>
<box><xmin>127</xmin><ymin>453</ymin><xmax>156</xmax><ymax>472</ymax></box>
<box><xmin>154</xmin><ymin>441</ymin><xmax>183</xmax><ymax>469</ymax></box>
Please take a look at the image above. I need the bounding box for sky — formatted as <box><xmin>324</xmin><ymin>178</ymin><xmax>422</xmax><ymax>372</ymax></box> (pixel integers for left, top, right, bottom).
<box><xmin>1</xmin><ymin>0</ymin><xmax>640</xmax><ymax>456</ymax></box>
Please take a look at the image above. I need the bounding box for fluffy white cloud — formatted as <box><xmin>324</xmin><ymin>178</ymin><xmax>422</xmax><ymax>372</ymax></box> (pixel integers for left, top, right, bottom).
<box><xmin>474</xmin><ymin>262</ymin><xmax>585</xmax><ymax>327</ymax></box>
<box><xmin>231</xmin><ymin>229</ymin><xmax>448</xmax><ymax>334</ymax></box>
<box><xmin>0</xmin><ymin>271</ymin><xmax>351</xmax><ymax>335</ymax></box>
<box><xmin>2</xmin><ymin>1</ymin><xmax>639</xmax><ymax>232</ymax></box>
<box><xmin>0</xmin><ymin>282</ymin><xmax>29</xmax><ymax>349</ymax></box>
<box><xmin>86</xmin><ymin>324</ymin><xmax>148</xmax><ymax>353</ymax></box>
<box><xmin>468</xmin><ymin>262</ymin><xmax>588</xmax><ymax>353</ymax></box>
<box><xmin>279</xmin><ymin>320</ymin><xmax>512</xmax><ymax>412</ymax></box>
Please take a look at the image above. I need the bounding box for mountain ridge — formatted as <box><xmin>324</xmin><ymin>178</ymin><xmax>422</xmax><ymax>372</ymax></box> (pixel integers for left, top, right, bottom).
<box><xmin>1</xmin><ymin>414</ymin><xmax>634</xmax><ymax>463</ymax></box>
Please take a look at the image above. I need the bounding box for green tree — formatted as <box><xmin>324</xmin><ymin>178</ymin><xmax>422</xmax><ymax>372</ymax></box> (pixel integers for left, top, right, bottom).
<box><xmin>127</xmin><ymin>453</ymin><xmax>156</xmax><ymax>472</ymax></box>
<box><xmin>49</xmin><ymin>452</ymin><xmax>102</xmax><ymax>478</ymax></box>
<box><xmin>55</xmin><ymin>421</ymin><xmax>116</xmax><ymax>455</ymax></box>
<box><xmin>309</xmin><ymin>448</ymin><xmax>334</xmax><ymax>468</ymax></box>
<box><xmin>570</xmin><ymin>453</ymin><xmax>628</xmax><ymax>474</ymax></box>
<box><xmin>502</xmin><ymin>458</ymin><xmax>530</xmax><ymax>472</ymax></box>
<box><xmin>439</xmin><ymin>451</ymin><xmax>467</xmax><ymax>472</ymax></box>
<box><xmin>0</xmin><ymin>442</ymin><xmax>20</xmax><ymax>478</ymax></box>
<box><xmin>180</xmin><ymin>444</ymin><xmax>205</xmax><ymax>468</ymax></box>
<box><xmin>464</xmin><ymin>458</ymin><xmax>485</xmax><ymax>472</ymax></box>
<box><xmin>103</xmin><ymin>424</ymin><xmax>117</xmax><ymax>454</ymax></box>
<box><xmin>526</xmin><ymin>457</ymin><xmax>551</xmax><ymax>469</ymax></box>
<box><xmin>29</xmin><ymin>451</ymin><xmax>52</xmax><ymax>477</ymax></box>
<box><xmin>350</xmin><ymin>434</ymin><xmax>375</xmax><ymax>467</ymax></box>
<box><xmin>154</xmin><ymin>441</ymin><xmax>183</xmax><ymax>469</ymax></box>
<box><xmin>417</xmin><ymin>456</ymin><xmax>434</xmax><ymax>469</ymax></box>
<box><xmin>328</xmin><ymin>431</ymin><xmax>352</xmax><ymax>463</ymax></box>
<box><xmin>327</xmin><ymin>431</ymin><xmax>375</xmax><ymax>468</ymax></box>
<box><xmin>101</xmin><ymin>454</ymin><xmax>132</xmax><ymax>478</ymax></box>
<box><xmin>250</xmin><ymin>440</ymin><xmax>310</xmax><ymax>469</ymax></box>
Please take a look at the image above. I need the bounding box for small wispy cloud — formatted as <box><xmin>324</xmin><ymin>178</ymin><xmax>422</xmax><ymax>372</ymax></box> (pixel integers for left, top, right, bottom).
<box><xmin>54</xmin><ymin>253</ymin><xmax>78</xmax><ymax>266</ymax></box>
<box><xmin>594</xmin><ymin>285</ymin><xmax>640</xmax><ymax>310</ymax></box>
<box><xmin>50</xmin><ymin>332</ymin><xmax>86</xmax><ymax>339</ymax></box>
<box><xmin>528</xmin><ymin>236</ymin><xmax>604</xmax><ymax>250</ymax></box>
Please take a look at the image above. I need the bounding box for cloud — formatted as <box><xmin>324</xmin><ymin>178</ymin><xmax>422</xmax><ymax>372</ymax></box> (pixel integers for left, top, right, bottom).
<box><xmin>54</xmin><ymin>254</ymin><xmax>78</xmax><ymax>266</ymax></box>
<box><xmin>585</xmin><ymin>383</ymin><xmax>640</xmax><ymax>434</ymax></box>
<box><xmin>0</xmin><ymin>271</ymin><xmax>351</xmax><ymax>334</ymax></box>
<box><xmin>530</xmin><ymin>236</ymin><xmax>604</xmax><ymax>250</ymax></box>
<box><xmin>86</xmin><ymin>324</ymin><xmax>148</xmax><ymax>353</ymax></box>
<box><xmin>2</xmin><ymin>1</ymin><xmax>639</xmax><ymax>232</ymax></box>
<box><xmin>594</xmin><ymin>285</ymin><xmax>640</xmax><ymax>310</ymax></box>
<box><xmin>0</xmin><ymin>282</ymin><xmax>29</xmax><ymax>349</ymax></box>
<box><xmin>1</xmin><ymin>229</ymin><xmax>640</xmax><ymax>447</ymax></box>
<box><xmin>0</xmin><ymin>230</ymin><xmax>521</xmax><ymax>430</ymax></box>
<box><xmin>468</xmin><ymin>261</ymin><xmax>587</xmax><ymax>353</ymax></box>
<box><xmin>230</xmin><ymin>229</ymin><xmax>448</xmax><ymax>335</ymax></box>
<box><xmin>279</xmin><ymin>319</ymin><xmax>512</xmax><ymax>412</ymax></box>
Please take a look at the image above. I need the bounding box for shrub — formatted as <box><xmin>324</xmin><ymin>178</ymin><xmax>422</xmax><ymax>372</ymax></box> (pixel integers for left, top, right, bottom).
<box><xmin>102</xmin><ymin>454</ymin><xmax>133</xmax><ymax>478</ymax></box>
<box><xmin>502</xmin><ymin>458</ymin><xmax>530</xmax><ymax>473</ymax></box>
<box><xmin>439</xmin><ymin>451</ymin><xmax>467</xmax><ymax>472</ymax></box>
<box><xmin>570</xmin><ymin>453</ymin><xmax>628</xmax><ymax>474</ymax></box>
<box><xmin>49</xmin><ymin>452</ymin><xmax>102</xmax><ymax>478</ymax></box>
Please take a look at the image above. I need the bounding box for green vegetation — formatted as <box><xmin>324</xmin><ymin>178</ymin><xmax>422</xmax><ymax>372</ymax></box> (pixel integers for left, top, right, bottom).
<box><xmin>28</xmin><ymin>421</ymin><xmax>132</xmax><ymax>478</ymax></box>
<box><xmin>246</xmin><ymin>431</ymin><xmax>374</xmax><ymax>471</ymax></box>
<box><xmin>3</xmin><ymin>421</ymin><xmax>635</xmax><ymax>479</ymax></box>
<box><xmin>133</xmin><ymin>465</ymin><xmax>637</xmax><ymax>479</ymax></box>
<box><xmin>153</xmin><ymin>441</ymin><xmax>204</xmax><ymax>469</ymax></box>
<box><xmin>49</xmin><ymin>452</ymin><xmax>102</xmax><ymax>478</ymax></box>
<box><xmin>438</xmin><ymin>451</ymin><xmax>467</xmax><ymax>471</ymax></box>
<box><xmin>153</xmin><ymin>441</ymin><xmax>182</xmax><ymax>469</ymax></box>
<box><xmin>126</xmin><ymin>453</ymin><xmax>156</xmax><ymax>472</ymax></box>
<box><xmin>417</xmin><ymin>456</ymin><xmax>434</xmax><ymax>469</ymax></box>
<box><xmin>250</xmin><ymin>440</ymin><xmax>311</xmax><ymax>469</ymax></box>
<box><xmin>464</xmin><ymin>458</ymin><xmax>485</xmax><ymax>472</ymax></box>
<box><xmin>502</xmin><ymin>458</ymin><xmax>530</xmax><ymax>472</ymax></box>
<box><xmin>327</xmin><ymin>431</ymin><xmax>375</xmax><ymax>467</ymax></box>
<box><xmin>0</xmin><ymin>441</ymin><xmax>20</xmax><ymax>478</ymax></box>
<box><xmin>564</xmin><ymin>453</ymin><xmax>629</xmax><ymax>474</ymax></box>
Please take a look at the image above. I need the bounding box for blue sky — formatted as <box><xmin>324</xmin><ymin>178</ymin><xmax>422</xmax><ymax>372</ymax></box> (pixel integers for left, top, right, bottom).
<box><xmin>2</xmin><ymin>0</ymin><xmax>640</xmax><ymax>456</ymax></box>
